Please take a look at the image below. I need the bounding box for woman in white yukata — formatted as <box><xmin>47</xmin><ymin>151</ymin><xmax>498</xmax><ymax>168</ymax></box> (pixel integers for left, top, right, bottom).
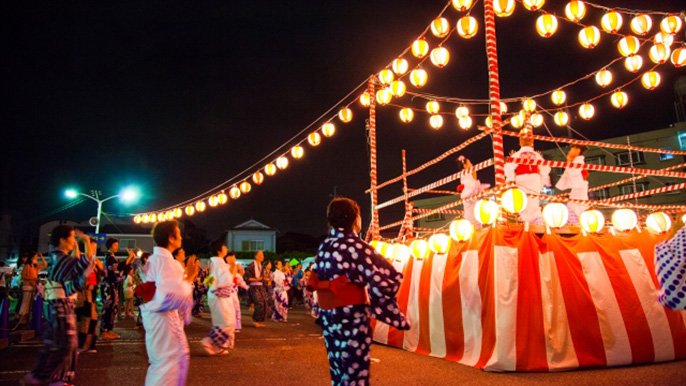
<box><xmin>202</xmin><ymin>239</ymin><xmax>237</xmax><ymax>355</ymax></box>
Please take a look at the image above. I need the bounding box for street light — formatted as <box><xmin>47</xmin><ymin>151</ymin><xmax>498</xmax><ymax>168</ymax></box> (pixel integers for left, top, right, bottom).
<box><xmin>63</xmin><ymin>186</ymin><xmax>141</xmax><ymax>234</ymax></box>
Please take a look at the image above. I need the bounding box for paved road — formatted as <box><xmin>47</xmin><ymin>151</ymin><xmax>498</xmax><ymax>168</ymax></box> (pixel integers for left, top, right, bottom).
<box><xmin>1</xmin><ymin>307</ymin><xmax>685</xmax><ymax>385</ymax></box>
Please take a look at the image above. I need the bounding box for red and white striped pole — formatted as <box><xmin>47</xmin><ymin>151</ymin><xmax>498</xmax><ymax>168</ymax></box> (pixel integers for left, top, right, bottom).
<box><xmin>483</xmin><ymin>0</ymin><xmax>506</xmax><ymax>186</ymax></box>
<box><xmin>366</xmin><ymin>76</ymin><xmax>380</xmax><ymax>241</ymax></box>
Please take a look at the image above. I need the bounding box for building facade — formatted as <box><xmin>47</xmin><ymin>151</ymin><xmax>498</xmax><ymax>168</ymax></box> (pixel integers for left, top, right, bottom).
<box><xmin>226</xmin><ymin>219</ymin><xmax>277</xmax><ymax>252</ymax></box>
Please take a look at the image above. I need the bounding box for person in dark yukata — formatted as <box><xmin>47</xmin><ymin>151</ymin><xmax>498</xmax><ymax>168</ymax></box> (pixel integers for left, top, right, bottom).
<box><xmin>244</xmin><ymin>250</ymin><xmax>269</xmax><ymax>327</ymax></box>
<box><xmin>311</xmin><ymin>197</ymin><xmax>410</xmax><ymax>386</ymax></box>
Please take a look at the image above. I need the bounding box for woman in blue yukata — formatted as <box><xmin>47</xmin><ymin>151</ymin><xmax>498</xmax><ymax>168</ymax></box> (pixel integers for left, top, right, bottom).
<box><xmin>311</xmin><ymin>197</ymin><xmax>410</xmax><ymax>386</ymax></box>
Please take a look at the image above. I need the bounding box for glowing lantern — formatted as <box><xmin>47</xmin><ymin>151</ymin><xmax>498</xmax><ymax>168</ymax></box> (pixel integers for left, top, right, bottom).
<box><xmin>452</xmin><ymin>0</ymin><xmax>473</xmax><ymax>12</ymax></box>
<box><xmin>208</xmin><ymin>195</ymin><xmax>219</xmax><ymax>207</ymax></box>
<box><xmin>338</xmin><ymin>107</ymin><xmax>353</xmax><ymax>123</ymax></box>
<box><xmin>672</xmin><ymin>48</ymin><xmax>686</xmax><ymax>67</ymax></box>
<box><xmin>290</xmin><ymin>146</ymin><xmax>304</xmax><ymax>160</ymax></box>
<box><xmin>612</xmin><ymin>209</ymin><xmax>637</xmax><ymax>231</ymax></box>
<box><xmin>381</xmin><ymin>243</ymin><xmax>395</xmax><ymax>260</ymax></box>
<box><xmin>410</xmin><ymin>68</ymin><xmax>428</xmax><ymax>88</ymax></box>
<box><xmin>474</xmin><ymin>199</ymin><xmax>499</xmax><ymax>225</ymax></box>
<box><xmin>551</xmin><ymin>90</ymin><xmax>566</xmax><ymax>106</ymax></box>
<box><xmin>578</xmin><ymin>103</ymin><xmax>595</xmax><ymax>120</ymax></box>
<box><xmin>485</xmin><ymin>116</ymin><xmax>493</xmax><ymax>128</ymax></box>
<box><xmin>578</xmin><ymin>26</ymin><xmax>600</xmax><ymax>49</ymax></box>
<box><xmin>610</xmin><ymin>90</ymin><xmax>628</xmax><ymax>109</ymax></box>
<box><xmin>252</xmin><ymin>171</ymin><xmax>264</xmax><ymax>185</ymax></box>
<box><xmin>649</xmin><ymin>44</ymin><xmax>670</xmax><ymax>64</ymax></box>
<box><xmin>399</xmin><ymin>108</ymin><xmax>414</xmax><ymax>123</ymax></box>
<box><xmin>530</xmin><ymin>113</ymin><xmax>543</xmax><ymax>127</ymax></box>
<box><xmin>239</xmin><ymin>181</ymin><xmax>251</xmax><ymax>194</ymax></box>
<box><xmin>450</xmin><ymin>219</ymin><xmax>474</xmax><ymax>242</ymax></box>
<box><xmin>429</xmin><ymin>233</ymin><xmax>451</xmax><ymax>254</ymax></box>
<box><xmin>457</xmin><ymin>16</ymin><xmax>479</xmax><ymax>39</ymax></box>
<box><xmin>392</xmin><ymin>58</ymin><xmax>408</xmax><ymax>75</ymax></box>
<box><xmin>229</xmin><ymin>186</ymin><xmax>241</xmax><ymax>200</ymax></box>
<box><xmin>543</xmin><ymin>203</ymin><xmax>569</xmax><ymax>228</ymax></box>
<box><xmin>500</xmin><ymin>101</ymin><xmax>508</xmax><ymax>113</ymax></box>
<box><xmin>195</xmin><ymin>200</ymin><xmax>206</xmax><ymax>212</ymax></box>
<box><xmin>455</xmin><ymin>106</ymin><xmax>470</xmax><ymax>118</ymax></box>
<box><xmin>426</xmin><ymin>100</ymin><xmax>440</xmax><ymax>114</ymax></box>
<box><xmin>501</xmin><ymin>188</ymin><xmax>528</xmax><ymax>214</ymax></box>
<box><xmin>430</xmin><ymin>47</ymin><xmax>450</xmax><ymax>68</ymax></box>
<box><xmin>375</xmin><ymin>88</ymin><xmax>392</xmax><ymax>105</ymax></box>
<box><xmin>218</xmin><ymin>192</ymin><xmax>228</xmax><ymax>205</ymax></box>
<box><xmin>646</xmin><ymin>212</ymin><xmax>672</xmax><ymax>234</ymax></box>
<box><xmin>184</xmin><ymin>206</ymin><xmax>195</xmax><ymax>216</ymax></box>
<box><xmin>682</xmin><ymin>214</ymin><xmax>686</xmax><ymax>225</ymax></box>
<box><xmin>595</xmin><ymin>69</ymin><xmax>613</xmax><ymax>87</ymax></box>
<box><xmin>580</xmin><ymin>210</ymin><xmax>605</xmax><ymax>233</ymax></box>
<box><xmin>393</xmin><ymin>244</ymin><xmax>411</xmax><ymax>263</ymax></box>
<box><xmin>389</xmin><ymin>80</ymin><xmax>406</xmax><ymax>97</ymax></box>
<box><xmin>431</xmin><ymin>17</ymin><xmax>450</xmax><ymax>38</ymax></box>
<box><xmin>378</xmin><ymin>69</ymin><xmax>394</xmax><ymax>85</ymax></box>
<box><xmin>276</xmin><ymin>156</ymin><xmax>289</xmax><ymax>170</ymax></box>
<box><xmin>359</xmin><ymin>92</ymin><xmax>371</xmax><ymax>107</ymax></box>
<box><xmin>429</xmin><ymin>115</ymin><xmax>444</xmax><ymax>129</ymax></box>
<box><xmin>630</xmin><ymin>14</ymin><xmax>652</xmax><ymax>36</ymax></box>
<box><xmin>134</xmin><ymin>215</ymin><xmax>142</xmax><ymax>224</ymax></box>
<box><xmin>554</xmin><ymin>111</ymin><xmax>569</xmax><ymax>126</ymax></box>
<box><xmin>536</xmin><ymin>14</ymin><xmax>558</xmax><ymax>38</ymax></box>
<box><xmin>660</xmin><ymin>15</ymin><xmax>683</xmax><ymax>35</ymax></box>
<box><xmin>654</xmin><ymin>32</ymin><xmax>674</xmax><ymax>47</ymax></box>
<box><xmin>510</xmin><ymin>113</ymin><xmax>524</xmax><ymax>128</ymax></box>
<box><xmin>617</xmin><ymin>35</ymin><xmax>640</xmax><ymax>57</ymax></box>
<box><xmin>321</xmin><ymin>122</ymin><xmax>336</xmax><ymax>137</ymax></box>
<box><xmin>565</xmin><ymin>1</ymin><xmax>586</xmax><ymax>22</ymax></box>
<box><xmin>523</xmin><ymin>0</ymin><xmax>545</xmax><ymax>11</ymax></box>
<box><xmin>600</xmin><ymin>11</ymin><xmax>623</xmax><ymax>34</ymax></box>
<box><xmin>370</xmin><ymin>240</ymin><xmax>384</xmax><ymax>255</ymax></box>
<box><xmin>157</xmin><ymin>212</ymin><xmax>166</xmax><ymax>222</ymax></box>
<box><xmin>149</xmin><ymin>213</ymin><xmax>157</xmax><ymax>223</ymax></box>
<box><xmin>624</xmin><ymin>55</ymin><xmax>643</xmax><ymax>73</ymax></box>
<box><xmin>307</xmin><ymin>132</ymin><xmax>321</xmax><ymax>147</ymax></box>
<box><xmin>140</xmin><ymin>214</ymin><xmax>149</xmax><ymax>224</ymax></box>
<box><xmin>411</xmin><ymin>39</ymin><xmax>430</xmax><ymax>59</ymax></box>
<box><xmin>641</xmin><ymin>71</ymin><xmax>661</xmax><ymax>90</ymax></box>
<box><xmin>458</xmin><ymin>116</ymin><xmax>473</xmax><ymax>130</ymax></box>
<box><xmin>410</xmin><ymin>239</ymin><xmax>430</xmax><ymax>260</ymax></box>
<box><xmin>494</xmin><ymin>0</ymin><xmax>515</xmax><ymax>17</ymax></box>
<box><xmin>522</xmin><ymin>98</ymin><xmax>537</xmax><ymax>112</ymax></box>
<box><xmin>264</xmin><ymin>162</ymin><xmax>277</xmax><ymax>176</ymax></box>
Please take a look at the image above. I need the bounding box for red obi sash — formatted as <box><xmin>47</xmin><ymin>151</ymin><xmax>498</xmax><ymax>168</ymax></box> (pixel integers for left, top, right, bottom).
<box><xmin>135</xmin><ymin>282</ymin><xmax>156</xmax><ymax>303</ymax></box>
<box><xmin>307</xmin><ymin>272</ymin><xmax>369</xmax><ymax>310</ymax></box>
<box><xmin>515</xmin><ymin>164</ymin><xmax>539</xmax><ymax>175</ymax></box>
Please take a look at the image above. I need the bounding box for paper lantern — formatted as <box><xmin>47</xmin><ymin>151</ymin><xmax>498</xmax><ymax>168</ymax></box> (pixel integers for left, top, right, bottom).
<box><xmin>455</xmin><ymin>106</ymin><xmax>470</xmax><ymax>118</ymax></box>
<box><xmin>565</xmin><ymin>1</ymin><xmax>586</xmax><ymax>22</ymax></box>
<box><xmin>510</xmin><ymin>113</ymin><xmax>524</xmax><ymax>128</ymax></box>
<box><xmin>157</xmin><ymin>212</ymin><xmax>167</xmax><ymax>222</ymax></box>
<box><xmin>217</xmin><ymin>192</ymin><xmax>228</xmax><ymax>205</ymax></box>
<box><xmin>370</xmin><ymin>240</ymin><xmax>384</xmax><ymax>255</ymax></box>
<box><xmin>392</xmin><ymin>58</ymin><xmax>408</xmax><ymax>75</ymax></box>
<box><xmin>359</xmin><ymin>92</ymin><xmax>371</xmax><ymax>107</ymax></box>
<box><xmin>426</xmin><ymin>100</ymin><xmax>440</xmax><ymax>114</ymax></box>
<box><xmin>458</xmin><ymin>116</ymin><xmax>473</xmax><ymax>130</ymax></box>
<box><xmin>393</xmin><ymin>244</ymin><xmax>411</xmax><ymax>263</ymax></box>
<box><xmin>536</xmin><ymin>14</ymin><xmax>558</xmax><ymax>38</ymax></box>
<box><xmin>617</xmin><ymin>35</ymin><xmax>640</xmax><ymax>57</ymax></box>
<box><xmin>543</xmin><ymin>203</ymin><xmax>569</xmax><ymax>228</ymax></box>
<box><xmin>672</xmin><ymin>48</ymin><xmax>686</xmax><ymax>67</ymax></box>
<box><xmin>474</xmin><ymin>199</ymin><xmax>499</xmax><ymax>225</ymax></box>
<box><xmin>554</xmin><ymin>111</ymin><xmax>569</xmax><ymax>126</ymax></box>
<box><xmin>410</xmin><ymin>68</ymin><xmax>428</xmax><ymax>88</ymax></box>
<box><xmin>580</xmin><ymin>210</ymin><xmax>605</xmax><ymax>233</ymax></box>
<box><xmin>140</xmin><ymin>214</ymin><xmax>149</xmax><ymax>224</ymax></box>
<box><xmin>523</xmin><ymin>0</ymin><xmax>545</xmax><ymax>11</ymax></box>
<box><xmin>485</xmin><ymin>116</ymin><xmax>493</xmax><ymax>128</ymax></box>
<box><xmin>276</xmin><ymin>156</ymin><xmax>289</xmax><ymax>170</ymax></box>
<box><xmin>149</xmin><ymin>213</ymin><xmax>158</xmax><ymax>223</ymax></box>
<box><xmin>612</xmin><ymin>209</ymin><xmax>637</xmax><ymax>231</ymax></box>
<box><xmin>411</xmin><ymin>39</ymin><xmax>430</xmax><ymax>59</ymax></box>
<box><xmin>522</xmin><ymin>98</ymin><xmax>537</xmax><ymax>112</ymax></box>
<box><xmin>501</xmin><ymin>188</ymin><xmax>528</xmax><ymax>214</ymax></box>
<box><xmin>457</xmin><ymin>16</ymin><xmax>479</xmax><ymax>39</ymax></box>
<box><xmin>431</xmin><ymin>17</ymin><xmax>450</xmax><ymax>38</ymax></box>
<box><xmin>208</xmin><ymin>195</ymin><xmax>219</xmax><ymax>207</ymax></box>
<box><xmin>654</xmin><ymin>32</ymin><xmax>674</xmax><ymax>47</ymax></box>
<box><xmin>229</xmin><ymin>186</ymin><xmax>241</xmax><ymax>200</ymax></box>
<box><xmin>429</xmin><ymin>115</ymin><xmax>444</xmax><ymax>129</ymax></box>
<box><xmin>252</xmin><ymin>171</ymin><xmax>264</xmax><ymax>185</ymax></box>
<box><xmin>641</xmin><ymin>71</ymin><xmax>661</xmax><ymax>90</ymax></box>
<box><xmin>399</xmin><ymin>107</ymin><xmax>414</xmax><ymax>123</ymax></box>
<box><xmin>307</xmin><ymin>132</ymin><xmax>321</xmax><ymax>147</ymax></box>
<box><xmin>290</xmin><ymin>145</ymin><xmax>304</xmax><ymax>160</ymax></box>
<box><xmin>381</xmin><ymin>243</ymin><xmax>395</xmax><ymax>260</ymax></box>
<box><xmin>578</xmin><ymin>103</ymin><xmax>595</xmax><ymax>120</ymax></box>
<box><xmin>450</xmin><ymin>219</ymin><xmax>474</xmax><ymax>242</ymax></box>
<box><xmin>389</xmin><ymin>80</ymin><xmax>406</xmax><ymax>97</ymax></box>
<box><xmin>376</xmin><ymin>88</ymin><xmax>392</xmax><ymax>105</ymax></box>
<box><xmin>610</xmin><ymin>91</ymin><xmax>628</xmax><ymax>109</ymax></box>
<box><xmin>134</xmin><ymin>215</ymin><xmax>142</xmax><ymax>224</ymax></box>
<box><xmin>600</xmin><ymin>11</ymin><xmax>623</xmax><ymax>34</ymax></box>
<box><xmin>321</xmin><ymin>122</ymin><xmax>336</xmax><ymax>137</ymax></box>
<box><xmin>494</xmin><ymin>0</ymin><xmax>515</xmax><ymax>17</ymax></box>
<box><xmin>660</xmin><ymin>15</ymin><xmax>683</xmax><ymax>35</ymax></box>
<box><xmin>624</xmin><ymin>55</ymin><xmax>643</xmax><ymax>73</ymax></box>
<box><xmin>530</xmin><ymin>113</ymin><xmax>543</xmax><ymax>127</ymax></box>
<box><xmin>595</xmin><ymin>69</ymin><xmax>613</xmax><ymax>87</ymax></box>
<box><xmin>649</xmin><ymin>44</ymin><xmax>671</xmax><ymax>64</ymax></box>
<box><xmin>630</xmin><ymin>14</ymin><xmax>653</xmax><ymax>36</ymax></box>
<box><xmin>579</xmin><ymin>26</ymin><xmax>601</xmax><ymax>49</ymax></box>
<box><xmin>184</xmin><ymin>206</ymin><xmax>195</xmax><ymax>216</ymax></box>
<box><xmin>429</xmin><ymin>233</ymin><xmax>450</xmax><ymax>254</ymax></box>
<box><xmin>551</xmin><ymin>90</ymin><xmax>566</xmax><ymax>106</ymax></box>
<box><xmin>264</xmin><ymin>162</ymin><xmax>277</xmax><ymax>176</ymax></box>
<box><xmin>338</xmin><ymin>107</ymin><xmax>353</xmax><ymax>123</ymax></box>
<box><xmin>452</xmin><ymin>0</ymin><xmax>473</xmax><ymax>12</ymax></box>
<box><xmin>430</xmin><ymin>47</ymin><xmax>450</xmax><ymax>68</ymax></box>
<box><xmin>195</xmin><ymin>200</ymin><xmax>206</xmax><ymax>212</ymax></box>
<box><xmin>646</xmin><ymin>212</ymin><xmax>672</xmax><ymax>234</ymax></box>
<box><xmin>682</xmin><ymin>214</ymin><xmax>686</xmax><ymax>225</ymax></box>
<box><xmin>410</xmin><ymin>239</ymin><xmax>430</xmax><ymax>260</ymax></box>
<box><xmin>499</xmin><ymin>101</ymin><xmax>508</xmax><ymax>114</ymax></box>
<box><xmin>378</xmin><ymin>69</ymin><xmax>394</xmax><ymax>85</ymax></box>
<box><xmin>239</xmin><ymin>181</ymin><xmax>251</xmax><ymax>194</ymax></box>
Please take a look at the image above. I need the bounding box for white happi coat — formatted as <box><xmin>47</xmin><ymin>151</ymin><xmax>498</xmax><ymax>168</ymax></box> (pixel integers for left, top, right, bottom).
<box><xmin>505</xmin><ymin>146</ymin><xmax>551</xmax><ymax>223</ymax></box>
<box><xmin>208</xmin><ymin>257</ymin><xmax>236</xmax><ymax>340</ymax></box>
<box><xmin>141</xmin><ymin>247</ymin><xmax>193</xmax><ymax>386</ymax></box>
<box><xmin>555</xmin><ymin>155</ymin><xmax>589</xmax><ymax>222</ymax></box>
<box><xmin>460</xmin><ymin>173</ymin><xmax>490</xmax><ymax>225</ymax></box>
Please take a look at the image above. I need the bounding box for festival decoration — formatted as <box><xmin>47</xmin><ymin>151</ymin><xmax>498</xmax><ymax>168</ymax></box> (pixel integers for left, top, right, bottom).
<box><xmin>624</xmin><ymin>55</ymin><xmax>643</xmax><ymax>73</ymax></box>
<box><xmin>578</xmin><ymin>26</ymin><xmax>601</xmax><ymax>49</ymax></box>
<box><xmin>522</xmin><ymin>98</ymin><xmax>537</xmax><ymax>112</ymax></box>
<box><xmin>184</xmin><ymin>206</ymin><xmax>195</xmax><ymax>216</ymax></box>
<box><xmin>338</xmin><ymin>107</ymin><xmax>353</xmax><ymax>123</ymax></box>
<box><xmin>451</xmin><ymin>0</ymin><xmax>473</xmax><ymax>12</ymax></box>
<box><xmin>376</xmin><ymin>88</ymin><xmax>392</xmax><ymax>105</ymax></box>
<box><xmin>430</xmin><ymin>47</ymin><xmax>450</xmax><ymax>68</ymax></box>
<box><xmin>494</xmin><ymin>0</ymin><xmax>515</xmax><ymax>17</ymax></box>
<box><xmin>239</xmin><ymin>181</ymin><xmax>251</xmax><ymax>194</ymax></box>
<box><xmin>457</xmin><ymin>16</ymin><xmax>479</xmax><ymax>39</ymax></box>
<box><xmin>543</xmin><ymin>203</ymin><xmax>569</xmax><ymax>228</ymax></box>
<box><xmin>455</xmin><ymin>106</ymin><xmax>469</xmax><ymax>118</ymax></box>
<box><xmin>612</xmin><ymin>208</ymin><xmax>638</xmax><ymax>231</ymax></box>
<box><xmin>610</xmin><ymin>90</ymin><xmax>628</xmax><ymax>109</ymax></box>
<box><xmin>595</xmin><ymin>69</ymin><xmax>613</xmax><ymax>87</ymax></box>
<box><xmin>276</xmin><ymin>156</ymin><xmax>289</xmax><ymax>170</ymax></box>
<box><xmin>410</xmin><ymin>239</ymin><xmax>430</xmax><ymax>260</ymax></box>
<box><xmin>393</xmin><ymin>243</ymin><xmax>411</xmax><ymax>263</ymax></box>
<box><xmin>474</xmin><ymin>199</ymin><xmax>499</xmax><ymax>225</ymax></box>
<box><xmin>390</xmin><ymin>80</ymin><xmax>407</xmax><ymax>97</ymax></box>
<box><xmin>617</xmin><ymin>35</ymin><xmax>640</xmax><ymax>57</ymax></box>
<box><xmin>630</xmin><ymin>14</ymin><xmax>652</xmax><ymax>35</ymax></box>
<box><xmin>429</xmin><ymin>233</ymin><xmax>451</xmax><ymax>253</ymax></box>
<box><xmin>646</xmin><ymin>212</ymin><xmax>672</xmax><ymax>234</ymax></box>
<box><xmin>564</xmin><ymin>1</ymin><xmax>586</xmax><ymax>22</ymax></box>
<box><xmin>523</xmin><ymin>0</ymin><xmax>545</xmax><ymax>11</ymax></box>
<box><xmin>641</xmin><ymin>71</ymin><xmax>661</xmax><ymax>90</ymax></box>
<box><xmin>536</xmin><ymin>14</ymin><xmax>558</xmax><ymax>38</ymax></box>
<box><xmin>264</xmin><ymin>162</ymin><xmax>277</xmax><ymax>176</ymax></box>
<box><xmin>229</xmin><ymin>186</ymin><xmax>241</xmax><ymax>200</ymax></box>
<box><xmin>501</xmin><ymin>187</ymin><xmax>527</xmax><ymax>214</ymax></box>
<box><xmin>578</xmin><ymin>103</ymin><xmax>595</xmax><ymax>120</ymax></box>
<box><xmin>399</xmin><ymin>107</ymin><xmax>414</xmax><ymax>123</ymax></box>
<box><xmin>378</xmin><ymin>69</ymin><xmax>394</xmax><ymax>85</ymax></box>
<box><xmin>458</xmin><ymin>116</ymin><xmax>473</xmax><ymax>129</ymax></box>
<box><xmin>359</xmin><ymin>92</ymin><xmax>371</xmax><ymax>107</ymax></box>
<box><xmin>291</xmin><ymin>145</ymin><xmax>304</xmax><ymax>159</ymax></box>
<box><xmin>554</xmin><ymin>111</ymin><xmax>569</xmax><ymax>126</ymax></box>
<box><xmin>392</xmin><ymin>58</ymin><xmax>408</xmax><ymax>75</ymax></box>
<box><xmin>429</xmin><ymin>114</ymin><xmax>444</xmax><ymax>129</ymax></box>
<box><xmin>530</xmin><ymin>113</ymin><xmax>543</xmax><ymax>127</ymax></box>
<box><xmin>322</xmin><ymin>122</ymin><xmax>336</xmax><ymax>137</ymax></box>
<box><xmin>551</xmin><ymin>90</ymin><xmax>566</xmax><ymax>106</ymax></box>
<box><xmin>411</xmin><ymin>39</ymin><xmax>430</xmax><ymax>58</ymax></box>
<box><xmin>450</xmin><ymin>219</ymin><xmax>474</xmax><ymax>242</ymax></box>
<box><xmin>654</xmin><ymin>32</ymin><xmax>674</xmax><ymax>47</ymax></box>
<box><xmin>660</xmin><ymin>15</ymin><xmax>683</xmax><ymax>35</ymax></box>
<box><xmin>649</xmin><ymin>44</ymin><xmax>671</xmax><ymax>64</ymax></box>
<box><xmin>195</xmin><ymin>200</ymin><xmax>206</xmax><ymax>213</ymax></box>
<box><xmin>600</xmin><ymin>11</ymin><xmax>623</xmax><ymax>34</ymax></box>
<box><xmin>410</xmin><ymin>68</ymin><xmax>428</xmax><ymax>88</ymax></box>
<box><xmin>430</xmin><ymin>17</ymin><xmax>450</xmax><ymax>38</ymax></box>
<box><xmin>426</xmin><ymin>100</ymin><xmax>440</xmax><ymax>114</ymax></box>
<box><xmin>580</xmin><ymin>209</ymin><xmax>605</xmax><ymax>233</ymax></box>
<box><xmin>672</xmin><ymin>47</ymin><xmax>685</xmax><ymax>67</ymax></box>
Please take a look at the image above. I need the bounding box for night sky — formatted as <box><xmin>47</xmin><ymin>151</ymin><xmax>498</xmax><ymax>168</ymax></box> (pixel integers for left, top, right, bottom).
<box><xmin>4</xmin><ymin>0</ymin><xmax>685</xmax><ymax>241</ymax></box>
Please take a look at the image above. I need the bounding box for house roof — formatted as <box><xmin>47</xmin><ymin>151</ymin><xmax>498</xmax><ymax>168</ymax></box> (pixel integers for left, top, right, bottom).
<box><xmin>228</xmin><ymin>219</ymin><xmax>276</xmax><ymax>231</ymax></box>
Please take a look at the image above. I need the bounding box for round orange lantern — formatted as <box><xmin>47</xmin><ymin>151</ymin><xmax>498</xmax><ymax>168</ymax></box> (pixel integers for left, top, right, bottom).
<box><xmin>641</xmin><ymin>71</ymin><xmax>661</xmax><ymax>90</ymax></box>
<box><xmin>429</xmin><ymin>233</ymin><xmax>451</xmax><ymax>254</ymax></box>
<box><xmin>381</xmin><ymin>243</ymin><xmax>395</xmax><ymax>260</ymax></box>
<box><xmin>579</xmin><ymin>103</ymin><xmax>595</xmax><ymax>120</ymax></box>
<box><xmin>195</xmin><ymin>200</ymin><xmax>206</xmax><ymax>213</ymax></box>
<box><xmin>543</xmin><ymin>203</ymin><xmax>569</xmax><ymax>228</ymax></box>
<box><xmin>554</xmin><ymin>111</ymin><xmax>569</xmax><ymax>126</ymax></box>
<box><xmin>264</xmin><ymin>162</ymin><xmax>277</xmax><ymax>176</ymax></box>
<box><xmin>399</xmin><ymin>108</ymin><xmax>414</xmax><ymax>123</ymax></box>
<box><xmin>338</xmin><ymin>107</ymin><xmax>353</xmax><ymax>123</ymax></box>
<box><xmin>429</xmin><ymin>115</ymin><xmax>444</xmax><ymax>129</ymax></box>
<box><xmin>411</xmin><ymin>39</ymin><xmax>429</xmax><ymax>59</ymax></box>
<box><xmin>321</xmin><ymin>122</ymin><xmax>336</xmax><ymax>137</ymax></box>
<box><xmin>624</xmin><ymin>54</ymin><xmax>643</xmax><ymax>73</ymax></box>
<box><xmin>654</xmin><ymin>32</ymin><xmax>674</xmax><ymax>47</ymax></box>
<box><xmin>551</xmin><ymin>90</ymin><xmax>566</xmax><ymax>106</ymax></box>
<box><xmin>378</xmin><ymin>69</ymin><xmax>394</xmax><ymax>85</ymax></box>
<box><xmin>208</xmin><ymin>195</ymin><xmax>219</xmax><ymax>207</ymax></box>
<box><xmin>580</xmin><ymin>210</ymin><xmax>605</xmax><ymax>233</ymax></box>
<box><xmin>184</xmin><ymin>206</ymin><xmax>195</xmax><ymax>216</ymax></box>
<box><xmin>565</xmin><ymin>1</ymin><xmax>586</xmax><ymax>22</ymax></box>
<box><xmin>672</xmin><ymin>47</ymin><xmax>686</xmax><ymax>67</ymax></box>
<box><xmin>510</xmin><ymin>113</ymin><xmax>524</xmax><ymax>128</ymax></box>
<box><xmin>359</xmin><ymin>92</ymin><xmax>371</xmax><ymax>107</ymax></box>
<box><xmin>452</xmin><ymin>0</ymin><xmax>473</xmax><ymax>12</ymax></box>
<box><xmin>600</xmin><ymin>11</ymin><xmax>623</xmax><ymax>34</ymax></box>
<box><xmin>430</xmin><ymin>47</ymin><xmax>450</xmax><ymax>68</ymax></box>
<box><xmin>252</xmin><ymin>171</ymin><xmax>264</xmax><ymax>185</ymax></box>
<box><xmin>649</xmin><ymin>44</ymin><xmax>671</xmax><ymax>64</ymax></box>
<box><xmin>458</xmin><ymin>116</ymin><xmax>473</xmax><ymax>130</ymax></box>
<box><xmin>536</xmin><ymin>14</ymin><xmax>558</xmax><ymax>38</ymax></box>
<box><xmin>392</xmin><ymin>58</ymin><xmax>408</xmax><ymax>75</ymax></box>
<box><xmin>370</xmin><ymin>240</ymin><xmax>384</xmax><ymax>255</ymax></box>
<box><xmin>229</xmin><ymin>186</ymin><xmax>241</xmax><ymax>200</ymax></box>
<box><xmin>501</xmin><ymin>187</ymin><xmax>528</xmax><ymax>214</ymax></box>
<box><xmin>617</xmin><ymin>35</ymin><xmax>640</xmax><ymax>57</ymax></box>
<box><xmin>239</xmin><ymin>181</ymin><xmax>251</xmax><ymax>194</ymax></box>
<box><xmin>410</xmin><ymin>68</ymin><xmax>428</xmax><ymax>88</ymax></box>
<box><xmin>474</xmin><ymin>199</ymin><xmax>499</xmax><ymax>225</ymax></box>
<box><xmin>218</xmin><ymin>192</ymin><xmax>228</xmax><ymax>205</ymax></box>
<box><xmin>612</xmin><ymin>209</ymin><xmax>637</xmax><ymax>231</ymax></box>
<box><xmin>431</xmin><ymin>17</ymin><xmax>450</xmax><ymax>38</ymax></box>
<box><xmin>307</xmin><ymin>132</ymin><xmax>321</xmax><ymax>147</ymax></box>
<box><xmin>375</xmin><ymin>88</ymin><xmax>392</xmax><ymax>105</ymax></box>
<box><xmin>646</xmin><ymin>212</ymin><xmax>672</xmax><ymax>234</ymax></box>
<box><xmin>523</xmin><ymin>0</ymin><xmax>545</xmax><ymax>11</ymax></box>
<box><xmin>149</xmin><ymin>213</ymin><xmax>158</xmax><ymax>223</ymax></box>
<box><xmin>457</xmin><ymin>16</ymin><xmax>479</xmax><ymax>39</ymax></box>
<box><xmin>134</xmin><ymin>215</ymin><xmax>142</xmax><ymax>224</ymax></box>
<box><xmin>276</xmin><ymin>156</ymin><xmax>289</xmax><ymax>170</ymax></box>
<box><xmin>610</xmin><ymin>90</ymin><xmax>628</xmax><ymax>109</ymax></box>
<box><xmin>426</xmin><ymin>100</ymin><xmax>440</xmax><ymax>114</ymax></box>
<box><xmin>410</xmin><ymin>239</ymin><xmax>430</xmax><ymax>260</ymax></box>
<box><xmin>522</xmin><ymin>98</ymin><xmax>537</xmax><ymax>112</ymax></box>
<box><xmin>485</xmin><ymin>116</ymin><xmax>493</xmax><ymax>128</ymax></box>
<box><xmin>389</xmin><ymin>80</ymin><xmax>406</xmax><ymax>97</ymax></box>
<box><xmin>450</xmin><ymin>219</ymin><xmax>474</xmax><ymax>242</ymax></box>
<box><xmin>578</xmin><ymin>26</ymin><xmax>601</xmax><ymax>49</ymax></box>
<box><xmin>660</xmin><ymin>15</ymin><xmax>683</xmax><ymax>35</ymax></box>
<box><xmin>595</xmin><ymin>69</ymin><xmax>613</xmax><ymax>87</ymax></box>
<box><xmin>494</xmin><ymin>0</ymin><xmax>515</xmax><ymax>17</ymax></box>
<box><xmin>630</xmin><ymin>14</ymin><xmax>653</xmax><ymax>36</ymax></box>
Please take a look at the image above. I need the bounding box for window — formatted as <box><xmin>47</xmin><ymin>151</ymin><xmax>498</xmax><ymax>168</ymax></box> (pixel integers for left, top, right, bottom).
<box><xmin>664</xmin><ymin>181</ymin><xmax>683</xmax><ymax>195</ymax></box>
<box><xmin>659</xmin><ymin>148</ymin><xmax>674</xmax><ymax>161</ymax></box>
<box><xmin>616</xmin><ymin>151</ymin><xmax>645</xmax><ymax>166</ymax></box>
<box><xmin>619</xmin><ymin>182</ymin><xmax>648</xmax><ymax>195</ymax></box>
<box><xmin>586</xmin><ymin>155</ymin><xmax>606</xmax><ymax>165</ymax></box>
<box><xmin>118</xmin><ymin>239</ymin><xmax>136</xmax><ymax>249</ymax></box>
<box><xmin>425</xmin><ymin>213</ymin><xmax>445</xmax><ymax>222</ymax></box>
<box><xmin>679</xmin><ymin>132</ymin><xmax>686</xmax><ymax>151</ymax></box>
<box><xmin>241</xmin><ymin>240</ymin><xmax>265</xmax><ymax>251</ymax></box>
<box><xmin>591</xmin><ymin>188</ymin><xmax>610</xmax><ymax>200</ymax></box>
